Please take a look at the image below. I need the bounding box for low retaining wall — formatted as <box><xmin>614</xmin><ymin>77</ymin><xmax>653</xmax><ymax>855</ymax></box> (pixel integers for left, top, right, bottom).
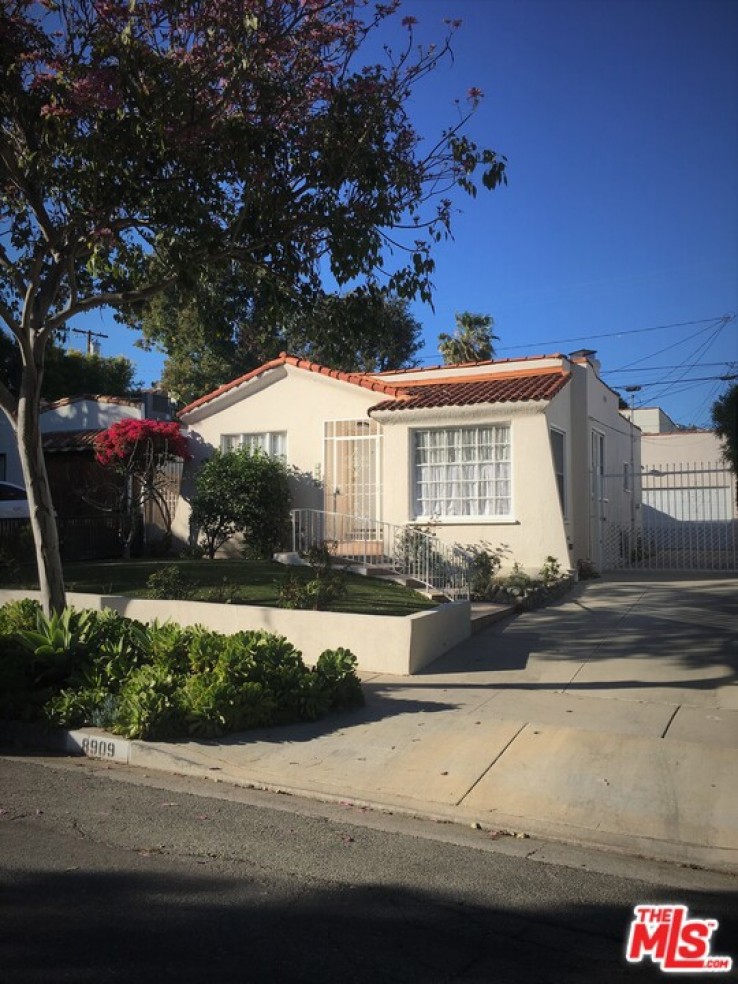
<box><xmin>0</xmin><ymin>590</ymin><xmax>471</xmax><ymax>676</ymax></box>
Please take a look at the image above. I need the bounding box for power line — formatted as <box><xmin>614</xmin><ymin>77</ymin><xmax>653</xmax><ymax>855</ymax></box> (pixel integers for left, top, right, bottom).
<box><xmin>620</xmin><ymin>374</ymin><xmax>737</xmax><ymax>387</ymax></box>
<box><xmin>611</xmin><ymin>319</ymin><xmax>727</xmax><ymax>373</ymax></box>
<box><xmin>603</xmin><ymin>361</ymin><xmax>734</xmax><ymax>374</ymax></box>
<box><xmin>416</xmin><ymin>313</ymin><xmax>734</xmax><ymax>363</ymax></box>
<box><xmin>495</xmin><ymin>314</ymin><xmax>733</xmax><ymax>353</ymax></box>
<box><xmin>637</xmin><ymin>324</ymin><xmax>727</xmax><ymax>404</ymax></box>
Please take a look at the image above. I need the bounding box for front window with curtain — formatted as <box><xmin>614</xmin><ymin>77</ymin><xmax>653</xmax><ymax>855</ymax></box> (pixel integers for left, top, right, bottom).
<box><xmin>414</xmin><ymin>425</ymin><xmax>511</xmax><ymax>519</ymax></box>
<box><xmin>220</xmin><ymin>432</ymin><xmax>286</xmax><ymax>457</ymax></box>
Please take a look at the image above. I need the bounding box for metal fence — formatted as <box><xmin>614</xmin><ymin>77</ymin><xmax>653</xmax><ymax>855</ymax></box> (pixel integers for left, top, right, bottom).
<box><xmin>604</xmin><ymin>461</ymin><xmax>737</xmax><ymax>572</ymax></box>
<box><xmin>290</xmin><ymin>508</ymin><xmax>471</xmax><ymax>599</ymax></box>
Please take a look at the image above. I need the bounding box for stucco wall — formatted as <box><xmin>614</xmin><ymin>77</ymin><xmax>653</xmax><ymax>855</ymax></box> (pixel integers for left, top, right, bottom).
<box><xmin>40</xmin><ymin>399</ymin><xmax>143</xmax><ymax>432</ymax></box>
<box><xmin>0</xmin><ymin>589</ymin><xmax>470</xmax><ymax>676</ymax></box>
<box><xmin>641</xmin><ymin>430</ymin><xmax>726</xmax><ymax>468</ymax></box>
<box><xmin>174</xmin><ymin>365</ymin><xmax>381</xmax><ymax>546</ymax></box>
<box><xmin>376</xmin><ymin>402</ymin><xmax>570</xmax><ymax>572</ymax></box>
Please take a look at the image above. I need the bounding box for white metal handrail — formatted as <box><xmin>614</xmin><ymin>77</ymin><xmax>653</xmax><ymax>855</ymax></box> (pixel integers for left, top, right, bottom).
<box><xmin>290</xmin><ymin>509</ymin><xmax>470</xmax><ymax>600</ymax></box>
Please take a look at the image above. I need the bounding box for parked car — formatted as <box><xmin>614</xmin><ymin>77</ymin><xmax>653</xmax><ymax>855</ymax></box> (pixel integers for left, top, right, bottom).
<box><xmin>0</xmin><ymin>481</ymin><xmax>30</xmax><ymax>520</ymax></box>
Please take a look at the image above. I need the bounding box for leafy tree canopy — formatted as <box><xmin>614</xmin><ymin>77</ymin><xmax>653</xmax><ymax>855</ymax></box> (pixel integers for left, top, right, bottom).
<box><xmin>711</xmin><ymin>383</ymin><xmax>738</xmax><ymax>475</ymax></box>
<box><xmin>0</xmin><ymin>0</ymin><xmax>506</xmax><ymax>613</ymax></box>
<box><xmin>438</xmin><ymin>311</ymin><xmax>498</xmax><ymax>364</ymax></box>
<box><xmin>135</xmin><ymin>277</ymin><xmax>423</xmax><ymax>404</ymax></box>
<box><xmin>0</xmin><ymin>331</ymin><xmax>138</xmax><ymax>400</ymax></box>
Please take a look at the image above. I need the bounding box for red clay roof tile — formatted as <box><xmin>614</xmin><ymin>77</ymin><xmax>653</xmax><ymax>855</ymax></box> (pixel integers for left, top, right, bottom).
<box><xmin>178</xmin><ymin>354</ymin><xmax>571</xmax><ymax>417</ymax></box>
<box><xmin>370</xmin><ymin>370</ymin><xmax>571</xmax><ymax>412</ymax></box>
<box><xmin>179</xmin><ymin>353</ymin><xmax>403</xmax><ymax>416</ymax></box>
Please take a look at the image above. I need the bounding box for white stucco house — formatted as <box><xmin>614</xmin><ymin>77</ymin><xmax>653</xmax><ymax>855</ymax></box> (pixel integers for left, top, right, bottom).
<box><xmin>174</xmin><ymin>350</ymin><xmax>640</xmax><ymax>574</ymax></box>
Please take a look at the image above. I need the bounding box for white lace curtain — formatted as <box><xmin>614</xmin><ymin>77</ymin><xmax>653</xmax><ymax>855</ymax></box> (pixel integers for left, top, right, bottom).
<box><xmin>415</xmin><ymin>425</ymin><xmax>511</xmax><ymax>518</ymax></box>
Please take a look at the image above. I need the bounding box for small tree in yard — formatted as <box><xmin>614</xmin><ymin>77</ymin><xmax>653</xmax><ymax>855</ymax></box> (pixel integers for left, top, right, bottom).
<box><xmin>94</xmin><ymin>419</ymin><xmax>190</xmax><ymax>558</ymax></box>
<box><xmin>191</xmin><ymin>448</ymin><xmax>291</xmax><ymax>560</ymax></box>
<box><xmin>0</xmin><ymin>0</ymin><xmax>506</xmax><ymax>613</ymax></box>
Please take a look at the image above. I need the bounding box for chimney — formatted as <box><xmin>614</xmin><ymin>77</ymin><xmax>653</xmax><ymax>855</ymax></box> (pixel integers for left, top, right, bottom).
<box><xmin>569</xmin><ymin>348</ymin><xmax>601</xmax><ymax>375</ymax></box>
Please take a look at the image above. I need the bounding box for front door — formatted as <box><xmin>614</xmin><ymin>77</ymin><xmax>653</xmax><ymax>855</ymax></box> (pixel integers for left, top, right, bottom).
<box><xmin>323</xmin><ymin>420</ymin><xmax>382</xmax><ymax>541</ymax></box>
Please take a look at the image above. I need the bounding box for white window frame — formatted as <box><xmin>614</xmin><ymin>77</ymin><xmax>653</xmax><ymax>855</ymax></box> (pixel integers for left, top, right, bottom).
<box><xmin>413</xmin><ymin>424</ymin><xmax>512</xmax><ymax>522</ymax></box>
<box><xmin>220</xmin><ymin>431</ymin><xmax>287</xmax><ymax>457</ymax></box>
<box><xmin>549</xmin><ymin>427</ymin><xmax>567</xmax><ymax>519</ymax></box>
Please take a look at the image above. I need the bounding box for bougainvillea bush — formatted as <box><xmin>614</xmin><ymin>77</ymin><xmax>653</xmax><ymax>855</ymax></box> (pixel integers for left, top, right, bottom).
<box><xmin>94</xmin><ymin>419</ymin><xmax>191</xmax><ymax>556</ymax></box>
<box><xmin>0</xmin><ymin>602</ymin><xmax>364</xmax><ymax>740</ymax></box>
<box><xmin>94</xmin><ymin>419</ymin><xmax>190</xmax><ymax>470</ymax></box>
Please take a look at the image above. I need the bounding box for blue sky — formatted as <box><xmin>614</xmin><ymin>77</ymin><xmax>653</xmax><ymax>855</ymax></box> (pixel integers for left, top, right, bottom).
<box><xmin>73</xmin><ymin>0</ymin><xmax>737</xmax><ymax>427</ymax></box>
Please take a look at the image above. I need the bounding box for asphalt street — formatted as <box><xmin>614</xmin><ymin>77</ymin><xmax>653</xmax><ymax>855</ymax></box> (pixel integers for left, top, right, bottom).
<box><xmin>1</xmin><ymin>755</ymin><xmax>736</xmax><ymax>983</ymax></box>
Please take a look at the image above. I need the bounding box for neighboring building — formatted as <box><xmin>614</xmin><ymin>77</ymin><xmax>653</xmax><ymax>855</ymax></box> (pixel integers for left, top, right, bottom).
<box><xmin>0</xmin><ymin>391</ymin><xmax>173</xmax><ymax>487</ymax></box>
<box><xmin>0</xmin><ymin>391</ymin><xmax>178</xmax><ymax>558</ymax></box>
<box><xmin>175</xmin><ymin>351</ymin><xmax>640</xmax><ymax>573</ymax></box>
<box><xmin>620</xmin><ymin>405</ymin><xmax>679</xmax><ymax>435</ymax></box>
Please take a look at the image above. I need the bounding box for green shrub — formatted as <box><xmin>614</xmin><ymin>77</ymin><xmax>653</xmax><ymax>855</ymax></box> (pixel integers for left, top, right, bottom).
<box><xmin>191</xmin><ymin>447</ymin><xmax>291</xmax><ymax>559</ymax></box>
<box><xmin>503</xmin><ymin>562</ymin><xmax>533</xmax><ymax>597</ymax></box>
<box><xmin>539</xmin><ymin>556</ymin><xmax>562</xmax><ymax>585</ymax></box>
<box><xmin>292</xmin><ymin>673</ymin><xmax>332</xmax><ymax>721</ymax></box>
<box><xmin>45</xmin><ymin>686</ymin><xmax>116</xmax><ymax>730</ymax></box>
<box><xmin>143</xmin><ymin>620</ymin><xmax>192</xmax><ymax>675</ymax></box>
<box><xmin>179</xmin><ymin>675</ymin><xmax>273</xmax><ymax>737</ymax></box>
<box><xmin>277</xmin><ymin>545</ymin><xmax>347</xmax><ymax>611</ymax></box>
<box><xmin>468</xmin><ymin>547</ymin><xmax>506</xmax><ymax>601</ymax></box>
<box><xmin>113</xmin><ymin>663</ymin><xmax>184</xmax><ymax>739</ymax></box>
<box><xmin>316</xmin><ymin>648</ymin><xmax>364</xmax><ymax>711</ymax></box>
<box><xmin>0</xmin><ymin>598</ymin><xmax>42</xmax><ymax>635</ymax></box>
<box><xmin>146</xmin><ymin>565</ymin><xmax>195</xmax><ymax>600</ymax></box>
<box><xmin>0</xmin><ymin>601</ymin><xmax>364</xmax><ymax>739</ymax></box>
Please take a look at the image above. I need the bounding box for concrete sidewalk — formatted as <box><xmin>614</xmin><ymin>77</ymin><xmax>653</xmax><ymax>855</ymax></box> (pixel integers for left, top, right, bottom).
<box><xmin>6</xmin><ymin>574</ymin><xmax>738</xmax><ymax>872</ymax></box>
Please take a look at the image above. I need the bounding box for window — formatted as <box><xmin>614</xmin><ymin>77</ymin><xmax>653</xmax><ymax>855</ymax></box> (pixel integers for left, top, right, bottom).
<box><xmin>220</xmin><ymin>432</ymin><xmax>286</xmax><ymax>457</ymax></box>
<box><xmin>549</xmin><ymin>428</ymin><xmax>566</xmax><ymax>516</ymax></box>
<box><xmin>414</xmin><ymin>425</ymin><xmax>511</xmax><ymax>519</ymax></box>
<box><xmin>623</xmin><ymin>462</ymin><xmax>631</xmax><ymax>492</ymax></box>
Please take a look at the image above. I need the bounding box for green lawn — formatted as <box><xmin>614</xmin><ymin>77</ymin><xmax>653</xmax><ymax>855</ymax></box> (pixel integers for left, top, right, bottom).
<box><xmin>5</xmin><ymin>558</ymin><xmax>436</xmax><ymax>617</ymax></box>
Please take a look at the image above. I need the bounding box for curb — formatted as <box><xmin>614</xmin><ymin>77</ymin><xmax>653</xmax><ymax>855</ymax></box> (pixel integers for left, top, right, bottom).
<box><xmin>3</xmin><ymin>720</ymin><xmax>737</xmax><ymax>876</ymax></box>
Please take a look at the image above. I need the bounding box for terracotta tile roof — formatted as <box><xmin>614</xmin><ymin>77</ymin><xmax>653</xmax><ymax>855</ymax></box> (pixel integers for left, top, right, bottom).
<box><xmin>179</xmin><ymin>353</ymin><xmax>404</xmax><ymax>416</ymax></box>
<box><xmin>42</xmin><ymin>429</ymin><xmax>101</xmax><ymax>452</ymax></box>
<box><xmin>179</xmin><ymin>353</ymin><xmax>572</xmax><ymax>418</ymax></box>
<box><xmin>370</xmin><ymin>369</ymin><xmax>571</xmax><ymax>412</ymax></box>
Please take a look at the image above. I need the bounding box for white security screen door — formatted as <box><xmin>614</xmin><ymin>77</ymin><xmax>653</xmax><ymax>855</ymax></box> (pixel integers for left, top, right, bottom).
<box><xmin>323</xmin><ymin>420</ymin><xmax>382</xmax><ymax>525</ymax></box>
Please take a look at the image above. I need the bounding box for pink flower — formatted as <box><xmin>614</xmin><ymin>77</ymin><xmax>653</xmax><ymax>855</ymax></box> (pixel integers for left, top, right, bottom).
<box><xmin>401</xmin><ymin>15</ymin><xmax>418</xmax><ymax>28</ymax></box>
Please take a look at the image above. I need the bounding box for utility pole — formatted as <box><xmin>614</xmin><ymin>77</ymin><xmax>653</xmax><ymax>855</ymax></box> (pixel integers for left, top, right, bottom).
<box><xmin>71</xmin><ymin>327</ymin><xmax>108</xmax><ymax>355</ymax></box>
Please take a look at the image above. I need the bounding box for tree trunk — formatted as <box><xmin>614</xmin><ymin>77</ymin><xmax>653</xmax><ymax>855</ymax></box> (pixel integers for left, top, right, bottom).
<box><xmin>16</xmin><ymin>367</ymin><xmax>66</xmax><ymax>616</ymax></box>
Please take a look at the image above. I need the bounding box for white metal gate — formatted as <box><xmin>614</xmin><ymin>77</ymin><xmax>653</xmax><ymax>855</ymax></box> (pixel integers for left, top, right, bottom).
<box><xmin>604</xmin><ymin>461</ymin><xmax>738</xmax><ymax>572</ymax></box>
